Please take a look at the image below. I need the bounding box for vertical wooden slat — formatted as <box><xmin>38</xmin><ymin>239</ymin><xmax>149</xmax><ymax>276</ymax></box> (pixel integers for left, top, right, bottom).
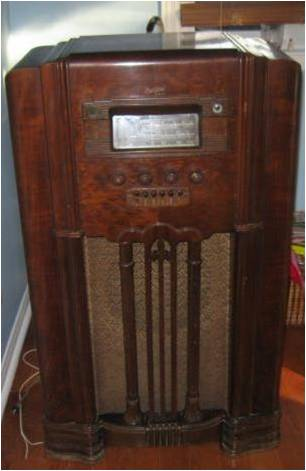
<box><xmin>170</xmin><ymin>243</ymin><xmax>178</xmax><ymax>415</ymax></box>
<box><xmin>158</xmin><ymin>239</ymin><xmax>166</xmax><ymax>415</ymax></box>
<box><xmin>119</xmin><ymin>242</ymin><xmax>141</xmax><ymax>425</ymax></box>
<box><xmin>231</xmin><ymin>228</ymin><xmax>264</xmax><ymax>417</ymax></box>
<box><xmin>252</xmin><ymin>60</ymin><xmax>300</xmax><ymax>414</ymax></box>
<box><xmin>56</xmin><ymin>233</ymin><xmax>97</xmax><ymax>423</ymax></box>
<box><xmin>6</xmin><ymin>67</ymin><xmax>74</xmax><ymax>423</ymax></box>
<box><xmin>184</xmin><ymin>241</ymin><xmax>202</xmax><ymax>423</ymax></box>
<box><xmin>145</xmin><ymin>244</ymin><xmax>155</xmax><ymax>413</ymax></box>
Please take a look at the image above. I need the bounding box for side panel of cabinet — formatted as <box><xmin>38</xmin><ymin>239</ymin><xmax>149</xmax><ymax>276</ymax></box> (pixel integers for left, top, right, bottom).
<box><xmin>7</xmin><ymin>63</ymin><xmax>103</xmax><ymax>461</ymax></box>
<box><xmin>253</xmin><ymin>59</ymin><xmax>301</xmax><ymax>413</ymax></box>
<box><xmin>222</xmin><ymin>55</ymin><xmax>300</xmax><ymax>455</ymax></box>
<box><xmin>6</xmin><ymin>68</ymin><xmax>74</xmax><ymax>421</ymax></box>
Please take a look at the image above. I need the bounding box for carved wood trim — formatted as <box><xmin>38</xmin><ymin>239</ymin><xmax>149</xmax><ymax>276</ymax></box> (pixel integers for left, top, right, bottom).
<box><xmin>118</xmin><ymin>223</ymin><xmax>203</xmax><ymax>244</ymax></box>
<box><xmin>145</xmin><ymin>244</ymin><xmax>155</xmax><ymax>413</ymax></box>
<box><xmin>170</xmin><ymin>243</ymin><xmax>178</xmax><ymax>414</ymax></box>
<box><xmin>40</xmin><ymin>61</ymin><xmax>80</xmax><ymax>230</ymax></box>
<box><xmin>236</xmin><ymin>55</ymin><xmax>266</xmax><ymax>224</ymax></box>
<box><xmin>100</xmin><ymin>409</ymin><xmax>225</xmax><ymax>447</ymax></box>
<box><xmin>118</xmin><ymin>223</ymin><xmax>207</xmax><ymax>422</ymax></box>
<box><xmin>44</xmin><ymin>418</ymin><xmax>104</xmax><ymax>462</ymax></box>
<box><xmin>221</xmin><ymin>410</ymin><xmax>280</xmax><ymax>454</ymax></box>
<box><xmin>183</xmin><ymin>241</ymin><xmax>202</xmax><ymax>423</ymax></box>
<box><xmin>119</xmin><ymin>242</ymin><xmax>142</xmax><ymax>425</ymax></box>
<box><xmin>157</xmin><ymin>239</ymin><xmax>166</xmax><ymax>415</ymax></box>
<box><xmin>56</xmin><ymin>234</ymin><xmax>97</xmax><ymax>423</ymax></box>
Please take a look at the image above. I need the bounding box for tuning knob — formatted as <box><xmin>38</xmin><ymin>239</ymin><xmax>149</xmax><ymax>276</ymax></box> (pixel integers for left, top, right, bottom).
<box><xmin>138</xmin><ymin>172</ymin><xmax>152</xmax><ymax>185</ymax></box>
<box><xmin>189</xmin><ymin>170</ymin><xmax>204</xmax><ymax>184</ymax></box>
<box><xmin>111</xmin><ymin>173</ymin><xmax>126</xmax><ymax>186</ymax></box>
<box><xmin>165</xmin><ymin>171</ymin><xmax>178</xmax><ymax>184</ymax></box>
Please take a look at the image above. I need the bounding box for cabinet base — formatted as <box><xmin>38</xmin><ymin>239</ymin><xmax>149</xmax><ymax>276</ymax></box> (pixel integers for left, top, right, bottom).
<box><xmin>43</xmin><ymin>411</ymin><xmax>281</xmax><ymax>461</ymax></box>
<box><xmin>44</xmin><ymin>419</ymin><xmax>104</xmax><ymax>463</ymax></box>
<box><xmin>221</xmin><ymin>411</ymin><xmax>281</xmax><ymax>455</ymax></box>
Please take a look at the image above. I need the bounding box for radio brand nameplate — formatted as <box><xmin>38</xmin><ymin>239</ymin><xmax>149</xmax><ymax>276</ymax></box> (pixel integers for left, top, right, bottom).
<box><xmin>112</xmin><ymin>113</ymin><xmax>200</xmax><ymax>150</ymax></box>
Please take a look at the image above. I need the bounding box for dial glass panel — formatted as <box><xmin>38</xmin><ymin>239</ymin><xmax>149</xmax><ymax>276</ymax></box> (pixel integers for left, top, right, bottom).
<box><xmin>112</xmin><ymin>113</ymin><xmax>200</xmax><ymax>150</ymax></box>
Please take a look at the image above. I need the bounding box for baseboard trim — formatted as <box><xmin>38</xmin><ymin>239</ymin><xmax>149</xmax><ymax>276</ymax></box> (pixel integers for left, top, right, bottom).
<box><xmin>1</xmin><ymin>286</ymin><xmax>32</xmax><ymax>418</ymax></box>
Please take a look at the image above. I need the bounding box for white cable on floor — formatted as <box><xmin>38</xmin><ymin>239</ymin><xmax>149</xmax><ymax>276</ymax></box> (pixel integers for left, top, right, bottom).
<box><xmin>22</xmin><ymin>349</ymin><xmax>39</xmax><ymax>371</ymax></box>
<box><xmin>18</xmin><ymin>349</ymin><xmax>44</xmax><ymax>459</ymax></box>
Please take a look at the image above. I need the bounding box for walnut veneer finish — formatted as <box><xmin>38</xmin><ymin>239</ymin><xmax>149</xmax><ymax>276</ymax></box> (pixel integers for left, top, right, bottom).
<box><xmin>6</xmin><ymin>33</ymin><xmax>300</xmax><ymax>461</ymax></box>
<box><xmin>181</xmin><ymin>2</ymin><xmax>305</xmax><ymax>28</ymax></box>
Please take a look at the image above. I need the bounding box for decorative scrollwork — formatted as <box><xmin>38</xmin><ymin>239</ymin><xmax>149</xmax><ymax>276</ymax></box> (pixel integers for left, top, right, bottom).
<box><xmin>151</xmin><ymin>240</ymin><xmax>171</xmax><ymax>262</ymax></box>
<box><xmin>118</xmin><ymin>222</ymin><xmax>204</xmax><ymax>244</ymax></box>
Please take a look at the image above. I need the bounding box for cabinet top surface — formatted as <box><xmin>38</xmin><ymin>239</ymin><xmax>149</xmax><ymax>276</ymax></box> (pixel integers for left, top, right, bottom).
<box><xmin>13</xmin><ymin>32</ymin><xmax>291</xmax><ymax>70</ymax></box>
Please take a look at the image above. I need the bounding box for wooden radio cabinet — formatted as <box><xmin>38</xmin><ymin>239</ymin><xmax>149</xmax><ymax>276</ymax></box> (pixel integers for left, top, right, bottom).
<box><xmin>7</xmin><ymin>33</ymin><xmax>300</xmax><ymax>461</ymax></box>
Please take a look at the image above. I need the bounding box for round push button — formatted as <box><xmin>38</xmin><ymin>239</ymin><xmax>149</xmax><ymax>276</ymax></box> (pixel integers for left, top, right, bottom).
<box><xmin>189</xmin><ymin>170</ymin><xmax>204</xmax><ymax>184</ymax></box>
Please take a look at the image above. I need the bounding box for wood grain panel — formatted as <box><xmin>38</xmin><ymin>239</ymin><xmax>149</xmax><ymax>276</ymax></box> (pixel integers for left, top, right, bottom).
<box><xmin>6</xmin><ymin>34</ymin><xmax>300</xmax><ymax>459</ymax></box>
<box><xmin>181</xmin><ymin>2</ymin><xmax>305</xmax><ymax>28</ymax></box>
<box><xmin>77</xmin><ymin>156</ymin><xmax>237</xmax><ymax>239</ymax></box>
<box><xmin>253</xmin><ymin>59</ymin><xmax>301</xmax><ymax>413</ymax></box>
<box><xmin>6</xmin><ymin>68</ymin><xmax>74</xmax><ymax>422</ymax></box>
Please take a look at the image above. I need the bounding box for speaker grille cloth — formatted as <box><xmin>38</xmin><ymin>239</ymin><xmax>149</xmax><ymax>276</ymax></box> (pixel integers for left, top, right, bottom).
<box><xmin>84</xmin><ymin>234</ymin><xmax>232</xmax><ymax>414</ymax></box>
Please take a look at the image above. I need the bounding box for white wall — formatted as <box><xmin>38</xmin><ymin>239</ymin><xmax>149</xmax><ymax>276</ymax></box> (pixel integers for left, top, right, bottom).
<box><xmin>6</xmin><ymin>1</ymin><xmax>158</xmax><ymax>68</ymax></box>
<box><xmin>1</xmin><ymin>2</ymin><xmax>28</xmax><ymax>357</ymax></box>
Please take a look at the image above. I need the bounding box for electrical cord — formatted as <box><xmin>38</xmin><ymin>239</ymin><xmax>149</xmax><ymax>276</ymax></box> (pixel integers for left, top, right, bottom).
<box><xmin>17</xmin><ymin>349</ymin><xmax>44</xmax><ymax>459</ymax></box>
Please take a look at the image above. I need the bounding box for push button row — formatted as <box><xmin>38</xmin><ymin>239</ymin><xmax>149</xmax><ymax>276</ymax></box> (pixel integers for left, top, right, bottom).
<box><xmin>132</xmin><ymin>188</ymin><xmax>185</xmax><ymax>198</ymax></box>
<box><xmin>127</xmin><ymin>187</ymin><xmax>190</xmax><ymax>207</ymax></box>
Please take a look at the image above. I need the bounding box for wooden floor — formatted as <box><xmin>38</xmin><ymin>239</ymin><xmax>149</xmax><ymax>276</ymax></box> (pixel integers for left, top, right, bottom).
<box><xmin>2</xmin><ymin>326</ymin><xmax>304</xmax><ymax>470</ymax></box>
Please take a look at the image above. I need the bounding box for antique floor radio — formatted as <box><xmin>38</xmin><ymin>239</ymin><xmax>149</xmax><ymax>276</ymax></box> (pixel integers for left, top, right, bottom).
<box><xmin>7</xmin><ymin>33</ymin><xmax>300</xmax><ymax>461</ymax></box>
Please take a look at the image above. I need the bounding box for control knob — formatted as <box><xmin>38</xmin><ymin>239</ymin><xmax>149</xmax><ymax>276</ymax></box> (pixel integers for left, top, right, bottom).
<box><xmin>165</xmin><ymin>171</ymin><xmax>178</xmax><ymax>184</ymax></box>
<box><xmin>111</xmin><ymin>173</ymin><xmax>126</xmax><ymax>186</ymax></box>
<box><xmin>189</xmin><ymin>170</ymin><xmax>204</xmax><ymax>184</ymax></box>
<box><xmin>138</xmin><ymin>172</ymin><xmax>152</xmax><ymax>185</ymax></box>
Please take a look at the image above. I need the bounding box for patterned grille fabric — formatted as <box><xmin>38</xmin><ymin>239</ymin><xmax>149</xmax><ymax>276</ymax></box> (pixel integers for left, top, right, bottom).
<box><xmin>84</xmin><ymin>234</ymin><xmax>232</xmax><ymax>415</ymax></box>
